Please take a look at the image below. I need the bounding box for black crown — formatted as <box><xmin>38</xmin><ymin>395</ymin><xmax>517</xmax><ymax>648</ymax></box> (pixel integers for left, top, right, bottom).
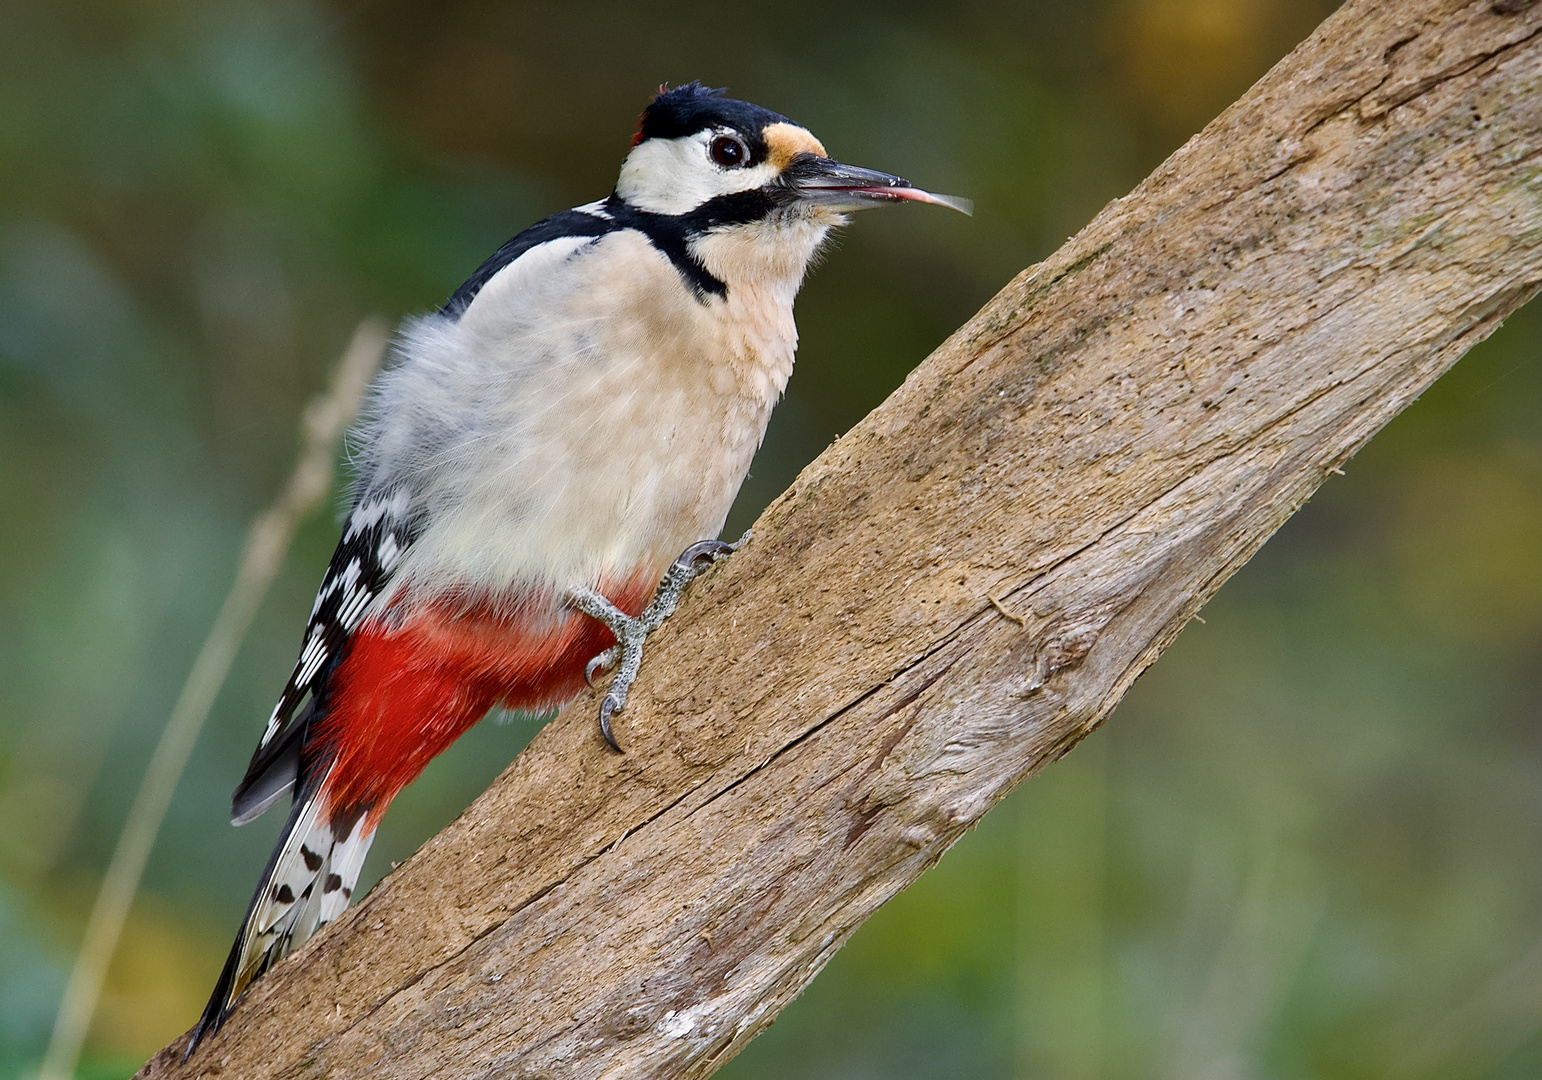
<box><xmin>634</xmin><ymin>81</ymin><xmax>792</xmax><ymax>146</ymax></box>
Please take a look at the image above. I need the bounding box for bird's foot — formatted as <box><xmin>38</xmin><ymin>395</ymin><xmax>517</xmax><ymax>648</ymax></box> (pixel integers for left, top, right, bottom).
<box><xmin>566</xmin><ymin>536</ymin><xmax>744</xmax><ymax>751</ymax></box>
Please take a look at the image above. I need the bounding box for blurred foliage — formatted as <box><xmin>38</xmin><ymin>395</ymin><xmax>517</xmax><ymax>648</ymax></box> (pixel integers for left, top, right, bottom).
<box><xmin>2</xmin><ymin>0</ymin><xmax>1540</xmax><ymax>1077</ymax></box>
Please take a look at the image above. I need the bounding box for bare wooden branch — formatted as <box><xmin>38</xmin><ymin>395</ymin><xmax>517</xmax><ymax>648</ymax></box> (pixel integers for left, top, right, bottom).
<box><xmin>142</xmin><ymin>2</ymin><xmax>1542</xmax><ymax>1077</ymax></box>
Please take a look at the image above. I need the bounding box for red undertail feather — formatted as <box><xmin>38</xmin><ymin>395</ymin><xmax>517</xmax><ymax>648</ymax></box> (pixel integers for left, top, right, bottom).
<box><xmin>314</xmin><ymin>574</ymin><xmax>657</xmax><ymax>826</ymax></box>
<box><xmin>188</xmin><ymin>573</ymin><xmax>661</xmax><ymax>1057</ymax></box>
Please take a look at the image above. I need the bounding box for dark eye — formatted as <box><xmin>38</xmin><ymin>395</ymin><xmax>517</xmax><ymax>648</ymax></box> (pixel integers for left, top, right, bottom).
<box><xmin>710</xmin><ymin>135</ymin><xmax>748</xmax><ymax>168</ymax></box>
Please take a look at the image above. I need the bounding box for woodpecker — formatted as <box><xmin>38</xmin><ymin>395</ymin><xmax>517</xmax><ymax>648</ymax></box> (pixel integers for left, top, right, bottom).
<box><xmin>187</xmin><ymin>81</ymin><xmax>968</xmax><ymax>1054</ymax></box>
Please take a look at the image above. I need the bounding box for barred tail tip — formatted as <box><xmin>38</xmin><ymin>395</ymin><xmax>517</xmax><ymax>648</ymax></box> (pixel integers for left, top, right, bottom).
<box><xmin>185</xmin><ymin>780</ymin><xmax>375</xmax><ymax>1058</ymax></box>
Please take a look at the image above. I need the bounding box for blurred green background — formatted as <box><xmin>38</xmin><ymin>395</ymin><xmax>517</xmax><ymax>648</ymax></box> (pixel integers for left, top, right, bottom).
<box><xmin>3</xmin><ymin>0</ymin><xmax>1541</xmax><ymax>1077</ymax></box>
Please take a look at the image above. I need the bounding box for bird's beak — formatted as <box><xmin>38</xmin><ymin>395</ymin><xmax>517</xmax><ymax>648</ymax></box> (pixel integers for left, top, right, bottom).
<box><xmin>790</xmin><ymin>157</ymin><xmax>973</xmax><ymax>215</ymax></box>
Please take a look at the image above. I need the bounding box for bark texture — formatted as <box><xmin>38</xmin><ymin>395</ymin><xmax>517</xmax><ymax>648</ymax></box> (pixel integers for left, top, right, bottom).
<box><xmin>144</xmin><ymin>1</ymin><xmax>1542</xmax><ymax>1076</ymax></box>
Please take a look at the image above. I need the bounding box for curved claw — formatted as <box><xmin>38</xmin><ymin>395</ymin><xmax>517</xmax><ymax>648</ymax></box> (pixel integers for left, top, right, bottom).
<box><xmin>585</xmin><ymin>648</ymin><xmax>618</xmax><ymax>687</ymax></box>
<box><xmin>598</xmin><ymin>693</ymin><xmax>624</xmax><ymax>753</ymax></box>
<box><xmin>566</xmin><ymin>535</ymin><xmax>748</xmax><ymax>755</ymax></box>
<box><xmin>675</xmin><ymin>538</ymin><xmax>737</xmax><ymax>571</ymax></box>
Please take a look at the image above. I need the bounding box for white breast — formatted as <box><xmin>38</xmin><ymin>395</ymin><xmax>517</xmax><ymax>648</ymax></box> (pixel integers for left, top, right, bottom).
<box><xmin>356</xmin><ymin>227</ymin><xmax>808</xmax><ymax>608</ymax></box>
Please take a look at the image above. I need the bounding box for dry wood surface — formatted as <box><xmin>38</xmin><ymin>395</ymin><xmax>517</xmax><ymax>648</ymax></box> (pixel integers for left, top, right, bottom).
<box><xmin>142</xmin><ymin>1</ymin><xmax>1542</xmax><ymax>1076</ymax></box>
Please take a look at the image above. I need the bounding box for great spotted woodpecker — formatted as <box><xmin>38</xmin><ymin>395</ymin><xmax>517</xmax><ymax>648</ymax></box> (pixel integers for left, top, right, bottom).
<box><xmin>188</xmin><ymin>81</ymin><xmax>968</xmax><ymax>1053</ymax></box>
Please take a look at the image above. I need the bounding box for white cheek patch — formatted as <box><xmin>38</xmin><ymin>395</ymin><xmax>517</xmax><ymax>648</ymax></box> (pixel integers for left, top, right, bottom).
<box><xmin>615</xmin><ymin>131</ymin><xmax>780</xmax><ymax>215</ymax></box>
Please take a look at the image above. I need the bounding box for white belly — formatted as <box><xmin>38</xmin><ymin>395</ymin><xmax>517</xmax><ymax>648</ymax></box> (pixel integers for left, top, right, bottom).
<box><xmin>358</xmin><ymin>229</ymin><xmax>799</xmax><ymax>606</ymax></box>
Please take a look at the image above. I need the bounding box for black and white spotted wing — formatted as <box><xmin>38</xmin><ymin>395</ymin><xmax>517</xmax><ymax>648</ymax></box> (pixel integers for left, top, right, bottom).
<box><xmin>230</xmin><ymin>488</ymin><xmax>417</xmax><ymax>825</ymax></box>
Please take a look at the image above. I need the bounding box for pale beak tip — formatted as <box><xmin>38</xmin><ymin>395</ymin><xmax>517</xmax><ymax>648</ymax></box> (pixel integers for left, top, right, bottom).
<box><xmin>923</xmin><ymin>191</ymin><xmax>974</xmax><ymax>216</ymax></box>
<box><xmin>872</xmin><ymin>185</ymin><xmax>973</xmax><ymax>216</ymax></box>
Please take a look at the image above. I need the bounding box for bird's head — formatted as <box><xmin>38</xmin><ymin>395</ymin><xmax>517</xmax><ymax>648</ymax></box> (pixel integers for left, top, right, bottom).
<box><xmin>614</xmin><ymin>83</ymin><xmax>969</xmax><ymax>295</ymax></box>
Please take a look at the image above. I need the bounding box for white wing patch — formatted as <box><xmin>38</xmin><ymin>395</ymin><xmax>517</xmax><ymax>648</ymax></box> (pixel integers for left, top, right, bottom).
<box><xmin>346</xmin><ymin>487</ymin><xmax>411</xmax><ymax>540</ymax></box>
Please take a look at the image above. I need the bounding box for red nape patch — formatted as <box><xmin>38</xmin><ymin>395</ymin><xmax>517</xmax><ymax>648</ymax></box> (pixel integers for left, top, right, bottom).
<box><xmin>630</xmin><ymin>82</ymin><xmax>672</xmax><ymax>147</ymax></box>
<box><xmin>314</xmin><ymin>574</ymin><xmax>656</xmax><ymax>826</ymax></box>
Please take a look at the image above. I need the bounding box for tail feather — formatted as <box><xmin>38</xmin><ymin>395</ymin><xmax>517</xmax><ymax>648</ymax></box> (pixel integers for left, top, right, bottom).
<box><xmin>286</xmin><ymin>809</ymin><xmax>372</xmax><ymax>948</ymax></box>
<box><xmin>186</xmin><ymin>768</ymin><xmax>377</xmax><ymax>1058</ymax></box>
